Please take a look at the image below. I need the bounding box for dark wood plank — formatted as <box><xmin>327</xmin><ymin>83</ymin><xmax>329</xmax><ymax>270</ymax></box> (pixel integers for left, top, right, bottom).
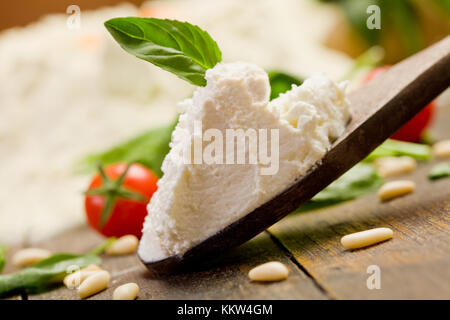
<box><xmin>13</xmin><ymin>228</ymin><xmax>326</xmax><ymax>300</ymax></box>
<box><xmin>268</xmin><ymin>159</ymin><xmax>450</xmax><ymax>299</ymax></box>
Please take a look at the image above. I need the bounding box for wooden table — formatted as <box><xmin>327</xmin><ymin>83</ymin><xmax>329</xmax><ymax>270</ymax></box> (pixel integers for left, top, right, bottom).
<box><xmin>4</xmin><ymin>101</ymin><xmax>450</xmax><ymax>300</ymax></box>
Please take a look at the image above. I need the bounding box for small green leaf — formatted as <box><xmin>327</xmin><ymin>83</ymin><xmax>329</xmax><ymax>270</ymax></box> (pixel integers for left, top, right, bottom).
<box><xmin>89</xmin><ymin>237</ymin><xmax>116</xmax><ymax>255</ymax></box>
<box><xmin>342</xmin><ymin>46</ymin><xmax>384</xmax><ymax>80</ymax></box>
<box><xmin>295</xmin><ymin>163</ymin><xmax>383</xmax><ymax>213</ymax></box>
<box><xmin>0</xmin><ymin>246</ymin><xmax>6</xmax><ymax>273</ymax></box>
<box><xmin>323</xmin><ymin>0</ymin><xmax>425</xmax><ymax>56</ymax></box>
<box><xmin>77</xmin><ymin>120</ymin><xmax>177</xmax><ymax>177</ymax></box>
<box><xmin>0</xmin><ymin>239</ymin><xmax>115</xmax><ymax>297</ymax></box>
<box><xmin>312</xmin><ymin>163</ymin><xmax>382</xmax><ymax>202</ymax></box>
<box><xmin>364</xmin><ymin>139</ymin><xmax>432</xmax><ymax>162</ymax></box>
<box><xmin>428</xmin><ymin>163</ymin><xmax>450</xmax><ymax>180</ymax></box>
<box><xmin>384</xmin><ymin>0</ymin><xmax>424</xmax><ymax>55</ymax></box>
<box><xmin>339</xmin><ymin>0</ymin><xmax>382</xmax><ymax>46</ymax></box>
<box><xmin>268</xmin><ymin>71</ymin><xmax>304</xmax><ymax>100</ymax></box>
<box><xmin>432</xmin><ymin>0</ymin><xmax>450</xmax><ymax>13</ymax></box>
<box><xmin>104</xmin><ymin>17</ymin><xmax>222</xmax><ymax>86</ymax></box>
<box><xmin>0</xmin><ymin>253</ymin><xmax>100</xmax><ymax>297</ymax></box>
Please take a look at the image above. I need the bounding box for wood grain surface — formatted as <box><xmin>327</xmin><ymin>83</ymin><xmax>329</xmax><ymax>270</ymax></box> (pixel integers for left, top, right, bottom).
<box><xmin>20</xmin><ymin>228</ymin><xmax>325</xmax><ymax>300</ymax></box>
<box><xmin>269</xmin><ymin>160</ymin><xmax>450</xmax><ymax>299</ymax></box>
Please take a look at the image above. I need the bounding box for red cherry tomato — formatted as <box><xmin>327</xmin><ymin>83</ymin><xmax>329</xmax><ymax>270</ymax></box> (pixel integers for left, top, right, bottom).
<box><xmin>362</xmin><ymin>66</ymin><xmax>435</xmax><ymax>142</ymax></box>
<box><xmin>391</xmin><ymin>102</ymin><xmax>435</xmax><ymax>142</ymax></box>
<box><xmin>85</xmin><ymin>163</ymin><xmax>158</xmax><ymax>238</ymax></box>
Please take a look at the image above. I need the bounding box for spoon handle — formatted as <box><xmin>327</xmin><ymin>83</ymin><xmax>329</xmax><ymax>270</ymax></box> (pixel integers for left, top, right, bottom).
<box><xmin>345</xmin><ymin>35</ymin><xmax>450</xmax><ymax>164</ymax></box>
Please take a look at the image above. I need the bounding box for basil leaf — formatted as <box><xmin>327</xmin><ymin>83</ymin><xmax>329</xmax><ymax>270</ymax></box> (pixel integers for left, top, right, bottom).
<box><xmin>342</xmin><ymin>46</ymin><xmax>384</xmax><ymax>80</ymax></box>
<box><xmin>312</xmin><ymin>163</ymin><xmax>382</xmax><ymax>202</ymax></box>
<box><xmin>339</xmin><ymin>0</ymin><xmax>382</xmax><ymax>46</ymax></box>
<box><xmin>428</xmin><ymin>163</ymin><xmax>450</xmax><ymax>180</ymax></box>
<box><xmin>0</xmin><ymin>253</ymin><xmax>100</xmax><ymax>297</ymax></box>
<box><xmin>384</xmin><ymin>0</ymin><xmax>424</xmax><ymax>55</ymax></box>
<box><xmin>433</xmin><ymin>0</ymin><xmax>450</xmax><ymax>13</ymax></box>
<box><xmin>0</xmin><ymin>246</ymin><xmax>6</xmax><ymax>273</ymax></box>
<box><xmin>319</xmin><ymin>0</ymin><xmax>425</xmax><ymax>56</ymax></box>
<box><xmin>78</xmin><ymin>120</ymin><xmax>177</xmax><ymax>177</ymax></box>
<box><xmin>104</xmin><ymin>17</ymin><xmax>222</xmax><ymax>86</ymax></box>
<box><xmin>89</xmin><ymin>237</ymin><xmax>116</xmax><ymax>255</ymax></box>
<box><xmin>268</xmin><ymin>71</ymin><xmax>304</xmax><ymax>100</ymax></box>
<box><xmin>364</xmin><ymin>139</ymin><xmax>432</xmax><ymax>162</ymax></box>
<box><xmin>0</xmin><ymin>239</ymin><xmax>113</xmax><ymax>297</ymax></box>
<box><xmin>295</xmin><ymin>163</ymin><xmax>382</xmax><ymax>212</ymax></box>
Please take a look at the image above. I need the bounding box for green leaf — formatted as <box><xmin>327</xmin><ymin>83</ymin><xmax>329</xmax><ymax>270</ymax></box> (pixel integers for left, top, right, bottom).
<box><xmin>89</xmin><ymin>237</ymin><xmax>116</xmax><ymax>256</ymax></box>
<box><xmin>428</xmin><ymin>163</ymin><xmax>450</xmax><ymax>180</ymax></box>
<box><xmin>384</xmin><ymin>0</ymin><xmax>424</xmax><ymax>55</ymax></box>
<box><xmin>268</xmin><ymin>71</ymin><xmax>304</xmax><ymax>100</ymax></box>
<box><xmin>0</xmin><ymin>246</ymin><xmax>6</xmax><ymax>273</ymax></box>
<box><xmin>432</xmin><ymin>0</ymin><xmax>450</xmax><ymax>14</ymax></box>
<box><xmin>0</xmin><ymin>253</ymin><xmax>100</xmax><ymax>297</ymax></box>
<box><xmin>323</xmin><ymin>0</ymin><xmax>425</xmax><ymax>56</ymax></box>
<box><xmin>104</xmin><ymin>17</ymin><xmax>222</xmax><ymax>86</ymax></box>
<box><xmin>295</xmin><ymin>163</ymin><xmax>383</xmax><ymax>213</ymax></box>
<box><xmin>77</xmin><ymin>120</ymin><xmax>177</xmax><ymax>177</ymax></box>
<box><xmin>342</xmin><ymin>46</ymin><xmax>384</xmax><ymax>80</ymax></box>
<box><xmin>340</xmin><ymin>0</ymin><xmax>382</xmax><ymax>46</ymax></box>
<box><xmin>364</xmin><ymin>139</ymin><xmax>432</xmax><ymax>162</ymax></box>
<box><xmin>312</xmin><ymin>163</ymin><xmax>382</xmax><ymax>201</ymax></box>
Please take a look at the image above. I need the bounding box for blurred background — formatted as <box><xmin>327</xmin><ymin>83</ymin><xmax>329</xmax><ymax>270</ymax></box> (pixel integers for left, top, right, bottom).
<box><xmin>0</xmin><ymin>0</ymin><xmax>449</xmax><ymax>246</ymax></box>
<box><xmin>2</xmin><ymin>0</ymin><xmax>449</xmax><ymax>61</ymax></box>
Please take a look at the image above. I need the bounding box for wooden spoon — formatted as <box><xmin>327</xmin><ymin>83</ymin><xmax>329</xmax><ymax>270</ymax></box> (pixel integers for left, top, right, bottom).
<box><xmin>140</xmin><ymin>36</ymin><xmax>450</xmax><ymax>276</ymax></box>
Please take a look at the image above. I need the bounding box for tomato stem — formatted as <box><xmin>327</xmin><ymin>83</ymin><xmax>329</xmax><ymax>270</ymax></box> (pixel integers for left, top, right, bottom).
<box><xmin>84</xmin><ymin>162</ymin><xmax>147</xmax><ymax>228</ymax></box>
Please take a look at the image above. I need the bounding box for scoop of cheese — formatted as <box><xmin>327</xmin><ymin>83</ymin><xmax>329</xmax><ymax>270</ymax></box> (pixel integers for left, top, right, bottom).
<box><xmin>138</xmin><ymin>62</ymin><xmax>349</xmax><ymax>261</ymax></box>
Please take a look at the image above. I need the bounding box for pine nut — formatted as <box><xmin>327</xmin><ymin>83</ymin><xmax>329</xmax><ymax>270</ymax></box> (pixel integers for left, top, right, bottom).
<box><xmin>341</xmin><ymin>227</ymin><xmax>393</xmax><ymax>249</ymax></box>
<box><xmin>84</xmin><ymin>264</ymin><xmax>102</xmax><ymax>271</ymax></box>
<box><xmin>63</xmin><ymin>265</ymin><xmax>102</xmax><ymax>288</ymax></box>
<box><xmin>77</xmin><ymin>270</ymin><xmax>110</xmax><ymax>299</ymax></box>
<box><xmin>12</xmin><ymin>248</ymin><xmax>52</xmax><ymax>268</ymax></box>
<box><xmin>433</xmin><ymin>140</ymin><xmax>450</xmax><ymax>158</ymax></box>
<box><xmin>378</xmin><ymin>180</ymin><xmax>415</xmax><ymax>201</ymax></box>
<box><xmin>374</xmin><ymin>156</ymin><xmax>416</xmax><ymax>178</ymax></box>
<box><xmin>106</xmin><ymin>235</ymin><xmax>139</xmax><ymax>256</ymax></box>
<box><xmin>248</xmin><ymin>261</ymin><xmax>289</xmax><ymax>282</ymax></box>
<box><xmin>113</xmin><ymin>283</ymin><xmax>140</xmax><ymax>300</ymax></box>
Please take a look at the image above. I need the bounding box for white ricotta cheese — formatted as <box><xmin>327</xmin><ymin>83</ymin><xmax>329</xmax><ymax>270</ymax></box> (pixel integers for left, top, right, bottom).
<box><xmin>138</xmin><ymin>62</ymin><xmax>350</xmax><ymax>261</ymax></box>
